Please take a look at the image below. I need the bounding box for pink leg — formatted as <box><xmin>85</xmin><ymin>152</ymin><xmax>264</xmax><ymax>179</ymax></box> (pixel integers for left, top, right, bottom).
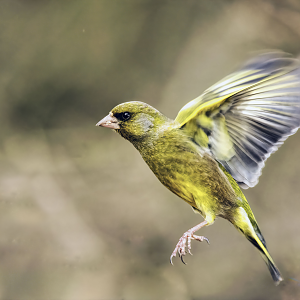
<box><xmin>170</xmin><ymin>220</ymin><xmax>209</xmax><ymax>265</ymax></box>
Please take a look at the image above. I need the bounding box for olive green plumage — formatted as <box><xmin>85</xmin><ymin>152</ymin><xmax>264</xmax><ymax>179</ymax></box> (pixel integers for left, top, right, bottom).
<box><xmin>97</xmin><ymin>52</ymin><xmax>300</xmax><ymax>285</ymax></box>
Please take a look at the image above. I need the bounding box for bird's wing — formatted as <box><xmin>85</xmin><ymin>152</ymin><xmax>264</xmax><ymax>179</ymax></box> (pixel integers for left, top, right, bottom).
<box><xmin>176</xmin><ymin>52</ymin><xmax>300</xmax><ymax>188</ymax></box>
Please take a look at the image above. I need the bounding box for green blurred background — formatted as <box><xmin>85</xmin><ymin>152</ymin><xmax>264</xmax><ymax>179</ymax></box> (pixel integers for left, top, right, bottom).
<box><xmin>1</xmin><ymin>0</ymin><xmax>300</xmax><ymax>299</ymax></box>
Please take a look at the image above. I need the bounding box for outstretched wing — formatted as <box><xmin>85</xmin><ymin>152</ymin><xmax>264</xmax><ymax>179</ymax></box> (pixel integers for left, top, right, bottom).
<box><xmin>176</xmin><ymin>52</ymin><xmax>300</xmax><ymax>188</ymax></box>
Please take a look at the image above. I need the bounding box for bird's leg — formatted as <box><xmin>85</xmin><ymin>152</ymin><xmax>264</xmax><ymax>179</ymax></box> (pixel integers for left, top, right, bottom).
<box><xmin>170</xmin><ymin>220</ymin><xmax>209</xmax><ymax>265</ymax></box>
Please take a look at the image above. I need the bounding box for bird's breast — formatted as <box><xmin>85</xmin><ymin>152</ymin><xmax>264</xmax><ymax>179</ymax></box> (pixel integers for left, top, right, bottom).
<box><xmin>140</xmin><ymin>136</ymin><xmax>237</xmax><ymax>218</ymax></box>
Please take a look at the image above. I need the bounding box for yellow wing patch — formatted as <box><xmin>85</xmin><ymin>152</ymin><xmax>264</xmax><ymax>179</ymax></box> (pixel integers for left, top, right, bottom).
<box><xmin>176</xmin><ymin>69</ymin><xmax>292</xmax><ymax>127</ymax></box>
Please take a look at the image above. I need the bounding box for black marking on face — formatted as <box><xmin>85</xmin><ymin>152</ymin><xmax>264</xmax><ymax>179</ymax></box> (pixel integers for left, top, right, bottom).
<box><xmin>115</xmin><ymin>112</ymin><xmax>131</xmax><ymax>122</ymax></box>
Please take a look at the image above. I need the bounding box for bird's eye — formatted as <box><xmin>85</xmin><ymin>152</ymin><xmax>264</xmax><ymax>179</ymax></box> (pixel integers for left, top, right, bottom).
<box><xmin>120</xmin><ymin>112</ymin><xmax>131</xmax><ymax>121</ymax></box>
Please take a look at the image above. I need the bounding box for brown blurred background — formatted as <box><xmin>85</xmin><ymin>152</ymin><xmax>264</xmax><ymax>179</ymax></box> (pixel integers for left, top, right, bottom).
<box><xmin>1</xmin><ymin>0</ymin><xmax>300</xmax><ymax>299</ymax></box>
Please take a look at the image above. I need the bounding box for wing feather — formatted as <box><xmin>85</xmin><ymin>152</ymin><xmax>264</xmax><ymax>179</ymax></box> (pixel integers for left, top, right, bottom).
<box><xmin>177</xmin><ymin>52</ymin><xmax>300</xmax><ymax>188</ymax></box>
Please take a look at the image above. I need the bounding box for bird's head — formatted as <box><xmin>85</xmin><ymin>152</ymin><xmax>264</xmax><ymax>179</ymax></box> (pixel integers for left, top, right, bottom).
<box><xmin>96</xmin><ymin>101</ymin><xmax>169</xmax><ymax>143</ymax></box>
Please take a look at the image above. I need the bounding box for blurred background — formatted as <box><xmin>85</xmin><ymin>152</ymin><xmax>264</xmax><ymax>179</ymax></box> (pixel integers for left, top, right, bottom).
<box><xmin>1</xmin><ymin>0</ymin><xmax>300</xmax><ymax>299</ymax></box>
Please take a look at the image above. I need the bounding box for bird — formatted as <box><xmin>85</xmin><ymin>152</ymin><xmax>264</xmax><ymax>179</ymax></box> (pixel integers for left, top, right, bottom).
<box><xmin>96</xmin><ymin>52</ymin><xmax>300</xmax><ymax>285</ymax></box>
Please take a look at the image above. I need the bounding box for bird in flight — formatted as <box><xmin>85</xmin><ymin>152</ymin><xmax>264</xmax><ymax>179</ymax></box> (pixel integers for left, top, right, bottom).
<box><xmin>97</xmin><ymin>52</ymin><xmax>300</xmax><ymax>285</ymax></box>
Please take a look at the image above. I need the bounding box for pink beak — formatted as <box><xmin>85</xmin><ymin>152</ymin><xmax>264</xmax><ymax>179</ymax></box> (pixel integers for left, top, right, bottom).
<box><xmin>96</xmin><ymin>114</ymin><xmax>120</xmax><ymax>129</ymax></box>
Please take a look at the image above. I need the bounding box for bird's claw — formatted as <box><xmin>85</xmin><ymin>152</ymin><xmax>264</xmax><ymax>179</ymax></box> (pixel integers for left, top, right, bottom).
<box><xmin>170</xmin><ymin>231</ymin><xmax>209</xmax><ymax>265</ymax></box>
<box><xmin>180</xmin><ymin>255</ymin><xmax>186</xmax><ymax>265</ymax></box>
<box><xmin>194</xmin><ymin>235</ymin><xmax>210</xmax><ymax>245</ymax></box>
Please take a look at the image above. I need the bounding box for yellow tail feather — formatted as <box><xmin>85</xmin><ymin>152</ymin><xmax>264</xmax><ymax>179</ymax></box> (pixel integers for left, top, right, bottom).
<box><xmin>233</xmin><ymin>207</ymin><xmax>283</xmax><ymax>285</ymax></box>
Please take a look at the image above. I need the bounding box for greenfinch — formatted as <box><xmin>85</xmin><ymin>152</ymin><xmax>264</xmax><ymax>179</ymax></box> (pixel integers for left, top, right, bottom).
<box><xmin>97</xmin><ymin>52</ymin><xmax>300</xmax><ymax>285</ymax></box>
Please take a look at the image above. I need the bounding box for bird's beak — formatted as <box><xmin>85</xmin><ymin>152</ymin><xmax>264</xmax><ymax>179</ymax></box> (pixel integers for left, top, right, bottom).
<box><xmin>96</xmin><ymin>114</ymin><xmax>120</xmax><ymax>129</ymax></box>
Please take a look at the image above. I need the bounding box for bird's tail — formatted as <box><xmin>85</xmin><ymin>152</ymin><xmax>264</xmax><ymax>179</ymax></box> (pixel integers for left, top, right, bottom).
<box><xmin>245</xmin><ymin>224</ymin><xmax>283</xmax><ymax>285</ymax></box>
<box><xmin>234</xmin><ymin>207</ymin><xmax>283</xmax><ymax>285</ymax></box>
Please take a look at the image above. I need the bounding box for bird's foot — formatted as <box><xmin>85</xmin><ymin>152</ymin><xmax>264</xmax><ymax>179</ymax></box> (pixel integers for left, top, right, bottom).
<box><xmin>170</xmin><ymin>230</ymin><xmax>209</xmax><ymax>265</ymax></box>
